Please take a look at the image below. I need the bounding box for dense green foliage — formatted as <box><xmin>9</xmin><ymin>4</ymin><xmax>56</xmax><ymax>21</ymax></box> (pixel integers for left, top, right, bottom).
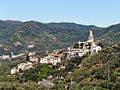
<box><xmin>63</xmin><ymin>44</ymin><xmax>120</xmax><ymax>90</ymax></box>
<box><xmin>0</xmin><ymin>44</ymin><xmax>120</xmax><ymax>89</ymax></box>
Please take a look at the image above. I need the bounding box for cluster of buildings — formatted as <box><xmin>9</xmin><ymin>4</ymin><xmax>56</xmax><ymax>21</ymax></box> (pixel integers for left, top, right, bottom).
<box><xmin>28</xmin><ymin>52</ymin><xmax>39</xmax><ymax>62</ymax></box>
<box><xmin>64</xmin><ymin>31</ymin><xmax>102</xmax><ymax>59</ymax></box>
<box><xmin>11</xmin><ymin>31</ymin><xmax>102</xmax><ymax>74</ymax></box>
<box><xmin>11</xmin><ymin>62</ymin><xmax>33</xmax><ymax>74</ymax></box>
<box><xmin>40</xmin><ymin>31</ymin><xmax>102</xmax><ymax>64</ymax></box>
<box><xmin>40</xmin><ymin>50</ymin><xmax>61</xmax><ymax>65</ymax></box>
<box><xmin>11</xmin><ymin>52</ymin><xmax>37</xmax><ymax>74</ymax></box>
<box><xmin>11</xmin><ymin>52</ymin><xmax>38</xmax><ymax>74</ymax></box>
<box><xmin>11</xmin><ymin>50</ymin><xmax>62</xmax><ymax>74</ymax></box>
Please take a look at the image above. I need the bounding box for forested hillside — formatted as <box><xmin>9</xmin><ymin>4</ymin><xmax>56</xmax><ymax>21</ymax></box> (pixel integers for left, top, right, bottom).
<box><xmin>0</xmin><ymin>20</ymin><xmax>119</xmax><ymax>55</ymax></box>
<box><xmin>0</xmin><ymin>44</ymin><xmax>120</xmax><ymax>90</ymax></box>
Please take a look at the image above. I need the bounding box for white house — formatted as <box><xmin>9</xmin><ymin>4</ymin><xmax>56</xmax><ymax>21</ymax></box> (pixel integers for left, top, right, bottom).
<box><xmin>17</xmin><ymin>62</ymin><xmax>33</xmax><ymax>71</ymax></box>
<box><xmin>64</xmin><ymin>48</ymin><xmax>85</xmax><ymax>59</ymax></box>
<box><xmin>11</xmin><ymin>62</ymin><xmax>33</xmax><ymax>74</ymax></box>
<box><xmin>40</xmin><ymin>55</ymin><xmax>61</xmax><ymax>65</ymax></box>
<box><xmin>27</xmin><ymin>44</ymin><xmax>34</xmax><ymax>48</ymax></box>
<box><xmin>28</xmin><ymin>52</ymin><xmax>36</xmax><ymax>56</ymax></box>
<box><xmin>11</xmin><ymin>68</ymin><xmax>18</xmax><ymax>74</ymax></box>
<box><xmin>2</xmin><ymin>55</ymin><xmax>10</xmax><ymax>60</ymax></box>
<box><xmin>30</xmin><ymin>57</ymin><xmax>39</xmax><ymax>62</ymax></box>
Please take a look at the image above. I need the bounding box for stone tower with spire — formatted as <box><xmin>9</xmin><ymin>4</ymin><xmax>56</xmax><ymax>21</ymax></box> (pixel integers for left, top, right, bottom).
<box><xmin>87</xmin><ymin>31</ymin><xmax>94</xmax><ymax>43</ymax></box>
<box><xmin>87</xmin><ymin>30</ymin><xmax>96</xmax><ymax>47</ymax></box>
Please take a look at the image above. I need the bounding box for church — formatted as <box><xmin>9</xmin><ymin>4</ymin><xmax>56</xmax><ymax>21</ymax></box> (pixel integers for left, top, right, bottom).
<box><xmin>64</xmin><ymin>31</ymin><xmax>102</xmax><ymax>59</ymax></box>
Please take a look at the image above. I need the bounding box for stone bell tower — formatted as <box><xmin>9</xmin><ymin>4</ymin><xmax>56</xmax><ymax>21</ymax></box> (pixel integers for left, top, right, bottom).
<box><xmin>87</xmin><ymin>31</ymin><xmax>94</xmax><ymax>43</ymax></box>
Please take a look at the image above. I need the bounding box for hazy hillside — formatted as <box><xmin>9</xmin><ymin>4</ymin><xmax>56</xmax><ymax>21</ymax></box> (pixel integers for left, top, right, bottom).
<box><xmin>0</xmin><ymin>20</ymin><xmax>101</xmax><ymax>54</ymax></box>
<box><xmin>96</xmin><ymin>23</ymin><xmax>120</xmax><ymax>46</ymax></box>
<box><xmin>0</xmin><ymin>20</ymin><xmax>119</xmax><ymax>54</ymax></box>
<box><xmin>47</xmin><ymin>22</ymin><xmax>103</xmax><ymax>31</ymax></box>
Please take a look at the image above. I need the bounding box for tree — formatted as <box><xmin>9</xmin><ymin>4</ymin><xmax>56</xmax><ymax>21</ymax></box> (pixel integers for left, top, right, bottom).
<box><xmin>98</xmin><ymin>42</ymin><xmax>104</xmax><ymax>48</ymax></box>
<box><xmin>74</xmin><ymin>43</ymin><xmax>79</xmax><ymax>48</ymax></box>
<box><xmin>26</xmin><ymin>54</ymin><xmax>30</xmax><ymax>61</ymax></box>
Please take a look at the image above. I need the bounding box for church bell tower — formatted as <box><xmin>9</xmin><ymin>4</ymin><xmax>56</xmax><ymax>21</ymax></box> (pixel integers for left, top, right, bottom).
<box><xmin>87</xmin><ymin>31</ymin><xmax>94</xmax><ymax>43</ymax></box>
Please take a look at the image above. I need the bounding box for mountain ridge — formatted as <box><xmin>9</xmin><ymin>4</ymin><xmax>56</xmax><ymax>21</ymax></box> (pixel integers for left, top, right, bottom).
<box><xmin>0</xmin><ymin>20</ymin><xmax>119</xmax><ymax>54</ymax></box>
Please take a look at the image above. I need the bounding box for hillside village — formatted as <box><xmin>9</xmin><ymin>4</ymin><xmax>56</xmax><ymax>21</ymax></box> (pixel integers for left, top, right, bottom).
<box><xmin>10</xmin><ymin>31</ymin><xmax>102</xmax><ymax>74</ymax></box>
<box><xmin>0</xmin><ymin>30</ymin><xmax>120</xmax><ymax>90</ymax></box>
<box><xmin>1</xmin><ymin>0</ymin><xmax>120</xmax><ymax>89</ymax></box>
